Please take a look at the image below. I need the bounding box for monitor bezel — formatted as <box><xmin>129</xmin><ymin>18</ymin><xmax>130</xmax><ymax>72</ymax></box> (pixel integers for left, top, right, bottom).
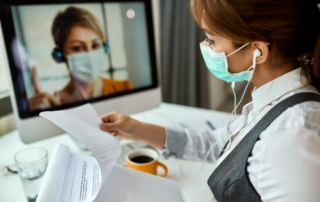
<box><xmin>0</xmin><ymin>0</ymin><xmax>158</xmax><ymax>119</ymax></box>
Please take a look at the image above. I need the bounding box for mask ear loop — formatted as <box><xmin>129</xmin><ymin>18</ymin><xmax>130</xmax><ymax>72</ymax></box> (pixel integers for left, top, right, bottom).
<box><xmin>226</xmin><ymin>43</ymin><xmax>250</xmax><ymax>57</ymax></box>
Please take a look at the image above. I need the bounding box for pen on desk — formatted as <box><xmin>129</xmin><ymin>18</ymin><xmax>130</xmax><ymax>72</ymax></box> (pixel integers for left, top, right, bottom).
<box><xmin>206</xmin><ymin>120</ymin><xmax>215</xmax><ymax>130</ymax></box>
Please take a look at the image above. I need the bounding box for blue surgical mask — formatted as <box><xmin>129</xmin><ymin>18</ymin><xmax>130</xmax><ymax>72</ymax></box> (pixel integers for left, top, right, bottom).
<box><xmin>200</xmin><ymin>42</ymin><xmax>254</xmax><ymax>83</ymax></box>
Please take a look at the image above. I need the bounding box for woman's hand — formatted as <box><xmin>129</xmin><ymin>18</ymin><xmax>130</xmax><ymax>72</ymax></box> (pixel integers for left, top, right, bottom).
<box><xmin>99</xmin><ymin>112</ymin><xmax>143</xmax><ymax>141</ymax></box>
<box><xmin>99</xmin><ymin>112</ymin><xmax>167</xmax><ymax>150</ymax></box>
<box><xmin>28</xmin><ymin>67</ymin><xmax>61</xmax><ymax>111</ymax></box>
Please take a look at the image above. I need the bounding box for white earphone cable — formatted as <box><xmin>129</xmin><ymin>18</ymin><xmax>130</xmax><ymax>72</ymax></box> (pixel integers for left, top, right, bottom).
<box><xmin>201</xmin><ymin>50</ymin><xmax>259</xmax><ymax>170</ymax></box>
<box><xmin>180</xmin><ymin>49</ymin><xmax>260</xmax><ymax>176</ymax></box>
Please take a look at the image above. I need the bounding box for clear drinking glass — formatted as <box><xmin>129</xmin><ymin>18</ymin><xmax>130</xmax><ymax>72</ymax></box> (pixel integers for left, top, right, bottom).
<box><xmin>14</xmin><ymin>147</ymin><xmax>48</xmax><ymax>202</ymax></box>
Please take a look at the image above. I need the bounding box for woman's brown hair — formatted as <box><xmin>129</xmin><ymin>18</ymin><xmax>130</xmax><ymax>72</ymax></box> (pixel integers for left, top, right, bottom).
<box><xmin>51</xmin><ymin>7</ymin><xmax>105</xmax><ymax>50</ymax></box>
<box><xmin>191</xmin><ymin>0</ymin><xmax>320</xmax><ymax>91</ymax></box>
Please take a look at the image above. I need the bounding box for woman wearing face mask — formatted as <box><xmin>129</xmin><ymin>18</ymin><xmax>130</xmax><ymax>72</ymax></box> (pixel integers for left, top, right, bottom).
<box><xmin>28</xmin><ymin>7</ymin><xmax>132</xmax><ymax>111</ymax></box>
<box><xmin>100</xmin><ymin>0</ymin><xmax>320</xmax><ymax>201</ymax></box>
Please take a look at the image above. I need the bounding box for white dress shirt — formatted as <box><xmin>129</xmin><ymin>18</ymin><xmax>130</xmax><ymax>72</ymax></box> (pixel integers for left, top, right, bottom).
<box><xmin>164</xmin><ymin>68</ymin><xmax>320</xmax><ymax>202</ymax></box>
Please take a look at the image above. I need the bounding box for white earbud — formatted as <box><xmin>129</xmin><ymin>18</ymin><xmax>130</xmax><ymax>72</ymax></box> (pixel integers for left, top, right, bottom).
<box><xmin>253</xmin><ymin>49</ymin><xmax>261</xmax><ymax>58</ymax></box>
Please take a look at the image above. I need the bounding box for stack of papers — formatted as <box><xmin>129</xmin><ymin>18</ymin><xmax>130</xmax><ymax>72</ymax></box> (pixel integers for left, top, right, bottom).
<box><xmin>37</xmin><ymin>104</ymin><xmax>184</xmax><ymax>202</ymax></box>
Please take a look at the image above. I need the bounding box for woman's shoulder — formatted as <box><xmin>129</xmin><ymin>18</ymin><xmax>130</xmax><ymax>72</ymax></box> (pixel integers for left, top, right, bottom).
<box><xmin>292</xmin><ymin>85</ymin><xmax>320</xmax><ymax>134</ymax></box>
<box><xmin>249</xmin><ymin>87</ymin><xmax>320</xmax><ymax>200</ymax></box>
<box><xmin>250</xmin><ymin>123</ymin><xmax>320</xmax><ymax>201</ymax></box>
<box><xmin>265</xmin><ymin>85</ymin><xmax>320</xmax><ymax>134</ymax></box>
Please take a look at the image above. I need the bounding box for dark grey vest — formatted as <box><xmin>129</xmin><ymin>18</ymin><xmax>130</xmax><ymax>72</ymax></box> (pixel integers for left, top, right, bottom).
<box><xmin>207</xmin><ymin>93</ymin><xmax>320</xmax><ymax>202</ymax></box>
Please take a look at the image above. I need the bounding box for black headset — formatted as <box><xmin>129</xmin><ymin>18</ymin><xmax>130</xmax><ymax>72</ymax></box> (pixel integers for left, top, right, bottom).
<box><xmin>52</xmin><ymin>42</ymin><xmax>109</xmax><ymax>63</ymax></box>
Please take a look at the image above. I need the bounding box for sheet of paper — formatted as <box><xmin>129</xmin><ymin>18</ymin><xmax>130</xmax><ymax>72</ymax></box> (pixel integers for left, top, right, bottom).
<box><xmin>40</xmin><ymin>104</ymin><xmax>121</xmax><ymax>186</ymax></box>
<box><xmin>37</xmin><ymin>144</ymin><xmax>103</xmax><ymax>202</ymax></box>
<box><xmin>94</xmin><ymin>165</ymin><xmax>184</xmax><ymax>202</ymax></box>
<box><xmin>60</xmin><ymin>150</ymin><xmax>102</xmax><ymax>202</ymax></box>
<box><xmin>36</xmin><ymin>144</ymin><xmax>71</xmax><ymax>202</ymax></box>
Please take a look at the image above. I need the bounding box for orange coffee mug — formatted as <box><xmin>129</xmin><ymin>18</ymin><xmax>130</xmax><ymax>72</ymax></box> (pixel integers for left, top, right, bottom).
<box><xmin>126</xmin><ymin>148</ymin><xmax>168</xmax><ymax>177</ymax></box>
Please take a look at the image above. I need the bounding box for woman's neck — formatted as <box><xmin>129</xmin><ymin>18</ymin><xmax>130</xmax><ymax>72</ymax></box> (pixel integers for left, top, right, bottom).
<box><xmin>251</xmin><ymin>62</ymin><xmax>296</xmax><ymax>89</ymax></box>
<box><xmin>67</xmin><ymin>76</ymin><xmax>99</xmax><ymax>99</ymax></box>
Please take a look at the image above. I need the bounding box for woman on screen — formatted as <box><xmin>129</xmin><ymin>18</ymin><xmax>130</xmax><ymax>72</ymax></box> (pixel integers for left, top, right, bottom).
<box><xmin>28</xmin><ymin>7</ymin><xmax>132</xmax><ymax>111</ymax></box>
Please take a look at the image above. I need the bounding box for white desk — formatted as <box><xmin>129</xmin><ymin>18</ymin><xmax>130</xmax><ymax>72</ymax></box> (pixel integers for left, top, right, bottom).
<box><xmin>0</xmin><ymin>103</ymin><xmax>230</xmax><ymax>202</ymax></box>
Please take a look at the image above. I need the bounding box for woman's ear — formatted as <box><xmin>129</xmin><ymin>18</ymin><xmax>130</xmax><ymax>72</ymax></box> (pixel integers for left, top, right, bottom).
<box><xmin>252</xmin><ymin>41</ymin><xmax>269</xmax><ymax>64</ymax></box>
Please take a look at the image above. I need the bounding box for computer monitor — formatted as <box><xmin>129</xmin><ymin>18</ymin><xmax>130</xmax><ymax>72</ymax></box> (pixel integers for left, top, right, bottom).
<box><xmin>0</xmin><ymin>0</ymin><xmax>161</xmax><ymax>144</ymax></box>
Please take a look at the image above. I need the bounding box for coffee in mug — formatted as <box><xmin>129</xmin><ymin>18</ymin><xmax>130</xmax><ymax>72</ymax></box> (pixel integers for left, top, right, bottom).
<box><xmin>126</xmin><ymin>148</ymin><xmax>168</xmax><ymax>177</ymax></box>
<box><xmin>130</xmin><ymin>156</ymin><xmax>154</xmax><ymax>164</ymax></box>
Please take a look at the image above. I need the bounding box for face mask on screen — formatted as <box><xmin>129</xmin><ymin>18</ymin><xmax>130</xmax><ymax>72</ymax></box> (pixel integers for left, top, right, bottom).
<box><xmin>67</xmin><ymin>49</ymin><xmax>106</xmax><ymax>83</ymax></box>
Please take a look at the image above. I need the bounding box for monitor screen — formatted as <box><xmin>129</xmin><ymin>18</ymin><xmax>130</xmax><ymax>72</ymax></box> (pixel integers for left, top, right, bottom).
<box><xmin>0</xmin><ymin>0</ymin><xmax>158</xmax><ymax>119</ymax></box>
